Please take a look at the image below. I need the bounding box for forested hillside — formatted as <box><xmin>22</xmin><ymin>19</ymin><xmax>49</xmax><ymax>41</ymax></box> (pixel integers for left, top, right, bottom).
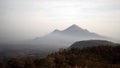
<box><xmin>0</xmin><ymin>45</ymin><xmax>120</xmax><ymax>68</ymax></box>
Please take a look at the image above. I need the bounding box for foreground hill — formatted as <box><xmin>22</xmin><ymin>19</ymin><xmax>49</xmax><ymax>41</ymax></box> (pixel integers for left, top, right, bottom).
<box><xmin>1</xmin><ymin>45</ymin><xmax>120</xmax><ymax>68</ymax></box>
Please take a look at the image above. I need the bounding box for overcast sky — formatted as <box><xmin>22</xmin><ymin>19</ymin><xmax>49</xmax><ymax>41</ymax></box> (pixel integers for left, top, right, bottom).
<box><xmin>0</xmin><ymin>0</ymin><xmax>120</xmax><ymax>42</ymax></box>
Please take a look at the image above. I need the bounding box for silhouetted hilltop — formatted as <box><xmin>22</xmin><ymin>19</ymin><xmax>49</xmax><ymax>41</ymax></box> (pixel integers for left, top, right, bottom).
<box><xmin>70</xmin><ymin>40</ymin><xmax>118</xmax><ymax>48</ymax></box>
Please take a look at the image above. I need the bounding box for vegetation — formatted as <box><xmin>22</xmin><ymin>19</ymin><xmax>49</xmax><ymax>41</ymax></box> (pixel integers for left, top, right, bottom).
<box><xmin>0</xmin><ymin>45</ymin><xmax>120</xmax><ymax>68</ymax></box>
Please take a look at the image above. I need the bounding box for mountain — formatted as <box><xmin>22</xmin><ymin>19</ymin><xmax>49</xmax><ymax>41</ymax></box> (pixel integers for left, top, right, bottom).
<box><xmin>70</xmin><ymin>40</ymin><xmax>119</xmax><ymax>48</ymax></box>
<box><xmin>25</xmin><ymin>24</ymin><xmax>112</xmax><ymax>51</ymax></box>
<box><xmin>52</xmin><ymin>24</ymin><xmax>105</xmax><ymax>38</ymax></box>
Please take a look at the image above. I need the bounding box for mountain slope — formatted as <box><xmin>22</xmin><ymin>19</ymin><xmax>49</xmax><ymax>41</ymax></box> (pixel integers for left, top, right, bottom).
<box><xmin>56</xmin><ymin>24</ymin><xmax>104</xmax><ymax>38</ymax></box>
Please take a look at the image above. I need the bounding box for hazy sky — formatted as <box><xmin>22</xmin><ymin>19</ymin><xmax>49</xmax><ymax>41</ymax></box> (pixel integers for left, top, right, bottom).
<box><xmin>0</xmin><ymin>0</ymin><xmax>120</xmax><ymax>42</ymax></box>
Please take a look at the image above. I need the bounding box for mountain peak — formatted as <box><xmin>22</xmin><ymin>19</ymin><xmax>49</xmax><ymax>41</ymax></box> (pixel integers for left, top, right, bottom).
<box><xmin>69</xmin><ymin>24</ymin><xmax>81</xmax><ymax>29</ymax></box>
<box><xmin>63</xmin><ymin>24</ymin><xmax>83</xmax><ymax>32</ymax></box>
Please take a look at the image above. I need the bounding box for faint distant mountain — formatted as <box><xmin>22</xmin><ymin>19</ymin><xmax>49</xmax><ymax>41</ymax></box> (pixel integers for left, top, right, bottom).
<box><xmin>51</xmin><ymin>24</ymin><xmax>105</xmax><ymax>38</ymax></box>
<box><xmin>70</xmin><ymin>40</ymin><xmax>119</xmax><ymax>48</ymax></box>
<box><xmin>27</xmin><ymin>24</ymin><xmax>112</xmax><ymax>51</ymax></box>
<box><xmin>40</xmin><ymin>24</ymin><xmax>107</xmax><ymax>39</ymax></box>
